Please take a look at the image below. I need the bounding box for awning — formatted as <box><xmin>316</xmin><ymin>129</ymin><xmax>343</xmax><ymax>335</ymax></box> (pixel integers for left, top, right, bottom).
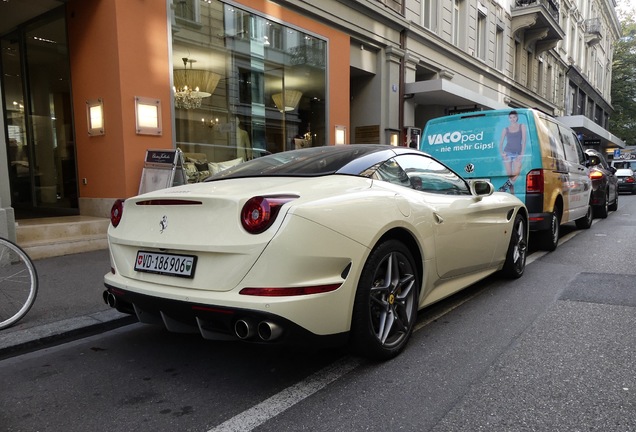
<box><xmin>556</xmin><ymin>115</ymin><xmax>625</xmax><ymax>149</ymax></box>
<box><xmin>405</xmin><ymin>79</ymin><xmax>508</xmax><ymax>110</ymax></box>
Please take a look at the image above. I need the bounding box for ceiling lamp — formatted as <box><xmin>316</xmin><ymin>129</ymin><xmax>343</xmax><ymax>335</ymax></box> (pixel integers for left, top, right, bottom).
<box><xmin>173</xmin><ymin>57</ymin><xmax>220</xmax><ymax>109</ymax></box>
<box><xmin>272</xmin><ymin>90</ymin><xmax>302</xmax><ymax>112</ymax></box>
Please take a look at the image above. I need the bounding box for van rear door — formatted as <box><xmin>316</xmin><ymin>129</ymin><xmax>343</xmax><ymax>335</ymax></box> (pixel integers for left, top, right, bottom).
<box><xmin>421</xmin><ymin>110</ymin><xmax>533</xmax><ymax>203</ymax></box>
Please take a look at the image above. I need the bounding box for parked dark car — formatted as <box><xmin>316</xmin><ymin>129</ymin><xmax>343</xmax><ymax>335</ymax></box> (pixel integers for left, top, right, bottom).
<box><xmin>585</xmin><ymin>149</ymin><xmax>618</xmax><ymax>218</ymax></box>
<box><xmin>616</xmin><ymin>168</ymin><xmax>636</xmax><ymax>195</ymax></box>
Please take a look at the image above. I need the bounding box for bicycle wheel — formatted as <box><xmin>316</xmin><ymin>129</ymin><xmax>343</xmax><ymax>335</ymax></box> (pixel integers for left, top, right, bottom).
<box><xmin>0</xmin><ymin>238</ymin><xmax>38</xmax><ymax>329</ymax></box>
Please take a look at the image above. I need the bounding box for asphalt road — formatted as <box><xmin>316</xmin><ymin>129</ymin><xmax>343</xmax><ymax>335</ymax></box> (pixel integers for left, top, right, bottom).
<box><xmin>1</xmin><ymin>195</ymin><xmax>635</xmax><ymax>432</ymax></box>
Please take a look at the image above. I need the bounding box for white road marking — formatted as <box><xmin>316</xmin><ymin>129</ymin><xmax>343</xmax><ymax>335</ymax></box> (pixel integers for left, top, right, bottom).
<box><xmin>208</xmin><ymin>356</ymin><xmax>361</xmax><ymax>432</ymax></box>
<box><xmin>209</xmin><ymin>219</ymin><xmax>596</xmax><ymax>431</ymax></box>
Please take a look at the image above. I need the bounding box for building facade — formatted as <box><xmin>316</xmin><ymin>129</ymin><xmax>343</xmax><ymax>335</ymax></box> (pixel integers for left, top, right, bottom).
<box><xmin>0</xmin><ymin>0</ymin><xmax>623</xmax><ymax>241</ymax></box>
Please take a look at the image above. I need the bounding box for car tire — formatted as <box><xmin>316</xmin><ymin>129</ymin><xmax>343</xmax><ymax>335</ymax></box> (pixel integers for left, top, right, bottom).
<box><xmin>350</xmin><ymin>239</ymin><xmax>419</xmax><ymax>361</ymax></box>
<box><xmin>575</xmin><ymin>204</ymin><xmax>593</xmax><ymax>229</ymax></box>
<box><xmin>501</xmin><ymin>213</ymin><xmax>527</xmax><ymax>279</ymax></box>
<box><xmin>538</xmin><ymin>209</ymin><xmax>560</xmax><ymax>252</ymax></box>
<box><xmin>595</xmin><ymin>192</ymin><xmax>609</xmax><ymax>219</ymax></box>
<box><xmin>609</xmin><ymin>192</ymin><xmax>618</xmax><ymax>212</ymax></box>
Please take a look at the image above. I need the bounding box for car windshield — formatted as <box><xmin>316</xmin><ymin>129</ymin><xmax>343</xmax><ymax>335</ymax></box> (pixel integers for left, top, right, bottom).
<box><xmin>205</xmin><ymin>145</ymin><xmax>388</xmax><ymax>180</ymax></box>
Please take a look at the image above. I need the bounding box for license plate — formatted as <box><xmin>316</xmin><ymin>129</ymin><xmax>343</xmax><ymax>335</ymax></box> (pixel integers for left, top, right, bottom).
<box><xmin>134</xmin><ymin>251</ymin><xmax>197</xmax><ymax>278</ymax></box>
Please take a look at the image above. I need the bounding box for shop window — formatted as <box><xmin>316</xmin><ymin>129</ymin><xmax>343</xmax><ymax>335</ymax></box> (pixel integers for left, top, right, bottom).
<box><xmin>171</xmin><ymin>1</ymin><xmax>327</xmax><ymax>170</ymax></box>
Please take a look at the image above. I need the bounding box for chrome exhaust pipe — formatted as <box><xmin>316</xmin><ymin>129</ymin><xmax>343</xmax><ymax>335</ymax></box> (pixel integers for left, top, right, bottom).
<box><xmin>234</xmin><ymin>319</ymin><xmax>256</xmax><ymax>340</ymax></box>
<box><xmin>103</xmin><ymin>291</ymin><xmax>117</xmax><ymax>308</ymax></box>
<box><xmin>257</xmin><ymin>321</ymin><xmax>282</xmax><ymax>341</ymax></box>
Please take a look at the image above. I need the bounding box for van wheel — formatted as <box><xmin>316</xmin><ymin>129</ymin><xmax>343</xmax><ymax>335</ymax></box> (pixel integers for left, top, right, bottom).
<box><xmin>575</xmin><ymin>204</ymin><xmax>593</xmax><ymax>229</ymax></box>
<box><xmin>538</xmin><ymin>210</ymin><xmax>560</xmax><ymax>252</ymax></box>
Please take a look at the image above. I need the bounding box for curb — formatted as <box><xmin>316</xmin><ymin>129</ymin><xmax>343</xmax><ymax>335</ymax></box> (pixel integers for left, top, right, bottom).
<box><xmin>0</xmin><ymin>310</ymin><xmax>137</xmax><ymax>360</ymax></box>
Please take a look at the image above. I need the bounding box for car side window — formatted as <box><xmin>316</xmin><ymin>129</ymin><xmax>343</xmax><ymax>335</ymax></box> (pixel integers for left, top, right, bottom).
<box><xmin>599</xmin><ymin>155</ymin><xmax>610</xmax><ymax>170</ymax></box>
<box><xmin>372</xmin><ymin>158</ymin><xmax>411</xmax><ymax>188</ymax></box>
<box><xmin>393</xmin><ymin>154</ymin><xmax>471</xmax><ymax>195</ymax></box>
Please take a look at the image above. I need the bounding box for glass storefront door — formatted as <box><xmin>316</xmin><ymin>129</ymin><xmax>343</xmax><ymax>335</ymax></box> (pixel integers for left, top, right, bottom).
<box><xmin>1</xmin><ymin>8</ymin><xmax>77</xmax><ymax>218</ymax></box>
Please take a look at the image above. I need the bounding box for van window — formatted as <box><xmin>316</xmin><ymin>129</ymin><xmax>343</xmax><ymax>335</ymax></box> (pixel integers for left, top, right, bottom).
<box><xmin>559</xmin><ymin>126</ymin><xmax>585</xmax><ymax>164</ymax></box>
<box><xmin>543</xmin><ymin>120</ymin><xmax>566</xmax><ymax>161</ymax></box>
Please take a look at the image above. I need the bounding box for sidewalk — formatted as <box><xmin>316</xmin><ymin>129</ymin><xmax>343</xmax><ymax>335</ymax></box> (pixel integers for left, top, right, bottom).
<box><xmin>0</xmin><ymin>249</ymin><xmax>135</xmax><ymax>359</ymax></box>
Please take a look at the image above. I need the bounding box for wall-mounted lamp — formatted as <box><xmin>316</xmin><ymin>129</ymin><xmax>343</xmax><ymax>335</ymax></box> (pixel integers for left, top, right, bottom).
<box><xmin>335</xmin><ymin>125</ymin><xmax>347</xmax><ymax>145</ymax></box>
<box><xmin>201</xmin><ymin>117</ymin><xmax>219</xmax><ymax>129</ymax></box>
<box><xmin>386</xmin><ymin>129</ymin><xmax>400</xmax><ymax>146</ymax></box>
<box><xmin>135</xmin><ymin>96</ymin><xmax>162</xmax><ymax>135</ymax></box>
<box><xmin>86</xmin><ymin>98</ymin><xmax>104</xmax><ymax>136</ymax></box>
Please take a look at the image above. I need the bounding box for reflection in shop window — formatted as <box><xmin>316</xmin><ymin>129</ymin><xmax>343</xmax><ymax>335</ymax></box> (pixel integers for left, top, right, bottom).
<box><xmin>171</xmin><ymin>0</ymin><xmax>327</xmax><ymax>181</ymax></box>
<box><xmin>174</xmin><ymin>0</ymin><xmax>200</xmax><ymax>23</ymax></box>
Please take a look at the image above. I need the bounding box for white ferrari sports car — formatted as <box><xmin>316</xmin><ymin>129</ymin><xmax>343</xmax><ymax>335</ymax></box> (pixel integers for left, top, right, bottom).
<box><xmin>104</xmin><ymin>145</ymin><xmax>527</xmax><ymax>360</ymax></box>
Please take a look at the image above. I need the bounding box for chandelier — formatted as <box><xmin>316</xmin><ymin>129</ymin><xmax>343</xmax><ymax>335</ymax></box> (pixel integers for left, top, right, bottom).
<box><xmin>272</xmin><ymin>90</ymin><xmax>303</xmax><ymax>112</ymax></box>
<box><xmin>173</xmin><ymin>58</ymin><xmax>220</xmax><ymax>109</ymax></box>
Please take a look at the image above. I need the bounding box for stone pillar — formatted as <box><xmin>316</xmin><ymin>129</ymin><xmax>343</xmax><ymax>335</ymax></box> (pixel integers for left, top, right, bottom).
<box><xmin>0</xmin><ymin>104</ymin><xmax>16</xmax><ymax>242</ymax></box>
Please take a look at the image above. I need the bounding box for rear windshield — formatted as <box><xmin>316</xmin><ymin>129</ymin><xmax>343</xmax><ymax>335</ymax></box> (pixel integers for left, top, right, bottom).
<box><xmin>205</xmin><ymin>145</ymin><xmax>387</xmax><ymax>180</ymax></box>
<box><xmin>613</xmin><ymin>161</ymin><xmax>636</xmax><ymax>169</ymax></box>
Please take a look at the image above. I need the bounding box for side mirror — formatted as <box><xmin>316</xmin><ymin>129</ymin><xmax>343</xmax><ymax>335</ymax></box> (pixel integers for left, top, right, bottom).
<box><xmin>470</xmin><ymin>180</ymin><xmax>494</xmax><ymax>198</ymax></box>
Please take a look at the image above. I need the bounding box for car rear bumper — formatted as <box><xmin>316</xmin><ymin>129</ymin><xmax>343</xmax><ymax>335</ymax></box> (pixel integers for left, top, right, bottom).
<box><xmin>103</xmin><ymin>284</ymin><xmax>349</xmax><ymax>348</ymax></box>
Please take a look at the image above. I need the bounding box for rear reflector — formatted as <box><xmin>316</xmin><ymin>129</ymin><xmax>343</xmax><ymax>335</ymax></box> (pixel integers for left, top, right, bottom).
<box><xmin>192</xmin><ymin>305</ymin><xmax>235</xmax><ymax>315</ymax></box>
<box><xmin>239</xmin><ymin>284</ymin><xmax>341</xmax><ymax>297</ymax></box>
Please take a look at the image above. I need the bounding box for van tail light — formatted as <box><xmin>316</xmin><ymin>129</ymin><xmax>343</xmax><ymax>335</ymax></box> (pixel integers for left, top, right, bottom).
<box><xmin>241</xmin><ymin>195</ymin><xmax>298</xmax><ymax>234</ymax></box>
<box><xmin>110</xmin><ymin>199</ymin><xmax>125</xmax><ymax>227</ymax></box>
<box><xmin>526</xmin><ymin>169</ymin><xmax>544</xmax><ymax>194</ymax></box>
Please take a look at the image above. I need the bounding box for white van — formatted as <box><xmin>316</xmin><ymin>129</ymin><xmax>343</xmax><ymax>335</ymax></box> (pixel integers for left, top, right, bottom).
<box><xmin>421</xmin><ymin>108</ymin><xmax>593</xmax><ymax>251</ymax></box>
<box><xmin>611</xmin><ymin>159</ymin><xmax>636</xmax><ymax>171</ymax></box>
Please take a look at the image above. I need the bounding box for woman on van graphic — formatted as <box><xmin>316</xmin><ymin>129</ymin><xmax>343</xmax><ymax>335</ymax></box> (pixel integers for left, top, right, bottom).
<box><xmin>498</xmin><ymin>110</ymin><xmax>527</xmax><ymax>193</ymax></box>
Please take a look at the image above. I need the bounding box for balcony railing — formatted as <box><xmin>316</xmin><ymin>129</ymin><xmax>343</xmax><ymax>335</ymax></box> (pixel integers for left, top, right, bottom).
<box><xmin>584</xmin><ymin>18</ymin><xmax>602</xmax><ymax>45</ymax></box>
<box><xmin>376</xmin><ymin>0</ymin><xmax>402</xmax><ymax>14</ymax></box>
<box><xmin>585</xmin><ymin>18</ymin><xmax>602</xmax><ymax>35</ymax></box>
<box><xmin>515</xmin><ymin>0</ymin><xmax>559</xmax><ymax>22</ymax></box>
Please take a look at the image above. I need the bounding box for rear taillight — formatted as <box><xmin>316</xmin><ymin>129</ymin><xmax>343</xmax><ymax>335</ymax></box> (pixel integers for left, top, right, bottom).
<box><xmin>240</xmin><ymin>195</ymin><xmax>298</xmax><ymax>234</ymax></box>
<box><xmin>627</xmin><ymin>177</ymin><xmax>636</xmax><ymax>184</ymax></box>
<box><xmin>526</xmin><ymin>169</ymin><xmax>544</xmax><ymax>194</ymax></box>
<box><xmin>110</xmin><ymin>199</ymin><xmax>125</xmax><ymax>227</ymax></box>
<box><xmin>589</xmin><ymin>171</ymin><xmax>604</xmax><ymax>180</ymax></box>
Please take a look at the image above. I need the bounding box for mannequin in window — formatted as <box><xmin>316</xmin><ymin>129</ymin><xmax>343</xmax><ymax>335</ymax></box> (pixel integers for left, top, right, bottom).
<box><xmin>236</xmin><ymin>117</ymin><xmax>252</xmax><ymax>161</ymax></box>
